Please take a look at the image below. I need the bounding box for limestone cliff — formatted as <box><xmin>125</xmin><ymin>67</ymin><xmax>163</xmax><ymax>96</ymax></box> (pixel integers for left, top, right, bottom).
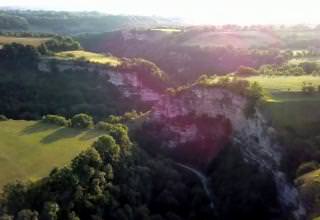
<box><xmin>149</xmin><ymin>85</ymin><xmax>306</xmax><ymax>220</ymax></box>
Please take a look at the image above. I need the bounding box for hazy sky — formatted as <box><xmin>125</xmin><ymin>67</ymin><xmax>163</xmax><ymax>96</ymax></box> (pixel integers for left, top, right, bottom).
<box><xmin>1</xmin><ymin>0</ymin><xmax>320</xmax><ymax>24</ymax></box>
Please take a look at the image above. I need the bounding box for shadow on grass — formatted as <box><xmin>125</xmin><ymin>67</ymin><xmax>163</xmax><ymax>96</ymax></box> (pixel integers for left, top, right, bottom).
<box><xmin>79</xmin><ymin>129</ymin><xmax>105</xmax><ymax>141</ymax></box>
<box><xmin>41</xmin><ymin>127</ymin><xmax>83</xmax><ymax>144</ymax></box>
<box><xmin>20</xmin><ymin>121</ymin><xmax>56</xmax><ymax>135</ymax></box>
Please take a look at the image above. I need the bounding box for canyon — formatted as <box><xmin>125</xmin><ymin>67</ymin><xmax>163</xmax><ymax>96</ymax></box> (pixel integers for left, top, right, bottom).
<box><xmin>38</xmin><ymin>57</ymin><xmax>306</xmax><ymax>219</ymax></box>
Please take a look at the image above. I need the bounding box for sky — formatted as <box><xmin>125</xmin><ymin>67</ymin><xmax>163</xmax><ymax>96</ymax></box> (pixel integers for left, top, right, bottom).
<box><xmin>1</xmin><ymin>0</ymin><xmax>320</xmax><ymax>25</ymax></box>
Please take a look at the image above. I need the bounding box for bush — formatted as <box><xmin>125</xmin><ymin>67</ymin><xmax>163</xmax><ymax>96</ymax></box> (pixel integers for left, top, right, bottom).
<box><xmin>296</xmin><ymin>161</ymin><xmax>320</xmax><ymax>177</ymax></box>
<box><xmin>42</xmin><ymin>115</ymin><xmax>70</xmax><ymax>126</ymax></box>
<box><xmin>95</xmin><ymin>121</ymin><xmax>130</xmax><ymax>149</ymax></box>
<box><xmin>96</xmin><ymin>121</ymin><xmax>114</xmax><ymax>130</ymax></box>
<box><xmin>71</xmin><ymin>113</ymin><xmax>93</xmax><ymax>129</ymax></box>
<box><xmin>0</xmin><ymin>115</ymin><xmax>8</xmax><ymax>121</ymax></box>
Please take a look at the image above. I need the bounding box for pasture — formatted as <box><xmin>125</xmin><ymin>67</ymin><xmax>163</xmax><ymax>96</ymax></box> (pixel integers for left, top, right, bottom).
<box><xmin>243</xmin><ymin>75</ymin><xmax>320</xmax><ymax>136</ymax></box>
<box><xmin>0</xmin><ymin>120</ymin><xmax>105</xmax><ymax>189</ymax></box>
<box><xmin>0</xmin><ymin>36</ymin><xmax>50</xmax><ymax>47</ymax></box>
<box><xmin>246</xmin><ymin>75</ymin><xmax>320</xmax><ymax>93</ymax></box>
<box><xmin>55</xmin><ymin>50</ymin><xmax>122</xmax><ymax>66</ymax></box>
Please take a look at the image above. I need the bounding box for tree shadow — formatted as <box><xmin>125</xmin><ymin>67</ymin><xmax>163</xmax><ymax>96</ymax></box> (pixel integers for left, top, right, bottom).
<box><xmin>41</xmin><ymin>127</ymin><xmax>83</xmax><ymax>144</ymax></box>
<box><xmin>20</xmin><ymin>121</ymin><xmax>55</xmax><ymax>135</ymax></box>
<box><xmin>79</xmin><ymin>129</ymin><xmax>105</xmax><ymax>141</ymax></box>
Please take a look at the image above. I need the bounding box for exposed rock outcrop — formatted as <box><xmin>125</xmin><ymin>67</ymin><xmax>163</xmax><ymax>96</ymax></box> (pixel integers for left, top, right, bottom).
<box><xmin>149</xmin><ymin>85</ymin><xmax>306</xmax><ymax>219</ymax></box>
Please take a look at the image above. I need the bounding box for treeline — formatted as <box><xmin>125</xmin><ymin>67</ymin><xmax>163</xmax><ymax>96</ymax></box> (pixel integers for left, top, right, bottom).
<box><xmin>0</xmin><ymin>37</ymin><xmax>81</xmax><ymax>70</ymax></box>
<box><xmin>258</xmin><ymin>62</ymin><xmax>320</xmax><ymax>76</ymax></box>
<box><xmin>39</xmin><ymin>36</ymin><xmax>81</xmax><ymax>54</ymax></box>
<box><xmin>0</xmin><ymin>10</ymin><xmax>177</xmax><ymax>34</ymax></box>
<box><xmin>0</xmin><ymin>13</ymin><xmax>28</xmax><ymax>30</ymax></box>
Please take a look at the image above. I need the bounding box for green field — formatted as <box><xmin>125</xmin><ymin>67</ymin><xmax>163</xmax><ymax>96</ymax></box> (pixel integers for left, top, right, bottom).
<box><xmin>55</xmin><ymin>50</ymin><xmax>121</xmax><ymax>66</ymax></box>
<box><xmin>0</xmin><ymin>120</ymin><xmax>106</xmax><ymax>189</ymax></box>
<box><xmin>242</xmin><ymin>75</ymin><xmax>320</xmax><ymax>135</ymax></box>
<box><xmin>262</xmin><ymin>96</ymin><xmax>320</xmax><ymax>136</ymax></box>
<box><xmin>0</xmin><ymin>36</ymin><xmax>50</xmax><ymax>47</ymax></box>
<box><xmin>246</xmin><ymin>75</ymin><xmax>320</xmax><ymax>93</ymax></box>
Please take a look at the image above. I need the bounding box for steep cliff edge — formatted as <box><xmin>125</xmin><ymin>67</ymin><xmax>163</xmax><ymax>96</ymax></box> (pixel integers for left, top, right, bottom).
<box><xmin>147</xmin><ymin>84</ymin><xmax>306</xmax><ymax>219</ymax></box>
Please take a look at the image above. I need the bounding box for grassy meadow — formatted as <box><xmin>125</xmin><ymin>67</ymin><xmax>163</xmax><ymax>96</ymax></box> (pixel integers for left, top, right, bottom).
<box><xmin>246</xmin><ymin>75</ymin><xmax>320</xmax><ymax>93</ymax></box>
<box><xmin>0</xmin><ymin>120</ymin><xmax>106</xmax><ymax>189</ymax></box>
<box><xmin>0</xmin><ymin>36</ymin><xmax>50</xmax><ymax>47</ymax></box>
<box><xmin>55</xmin><ymin>50</ymin><xmax>122</xmax><ymax>66</ymax></box>
<box><xmin>243</xmin><ymin>75</ymin><xmax>320</xmax><ymax>135</ymax></box>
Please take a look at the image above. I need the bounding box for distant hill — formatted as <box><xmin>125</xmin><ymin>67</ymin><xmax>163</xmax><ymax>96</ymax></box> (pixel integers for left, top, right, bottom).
<box><xmin>0</xmin><ymin>10</ymin><xmax>182</xmax><ymax>34</ymax></box>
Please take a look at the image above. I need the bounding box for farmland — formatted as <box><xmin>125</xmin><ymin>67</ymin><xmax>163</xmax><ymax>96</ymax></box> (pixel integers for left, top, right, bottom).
<box><xmin>55</xmin><ymin>50</ymin><xmax>122</xmax><ymax>66</ymax></box>
<box><xmin>0</xmin><ymin>36</ymin><xmax>50</xmax><ymax>47</ymax></box>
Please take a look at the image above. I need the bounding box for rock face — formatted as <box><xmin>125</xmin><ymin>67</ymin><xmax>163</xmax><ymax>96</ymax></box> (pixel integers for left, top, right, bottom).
<box><xmin>150</xmin><ymin>87</ymin><xmax>245</xmax><ymax>163</ymax></box>
<box><xmin>38</xmin><ymin>58</ymin><xmax>162</xmax><ymax>103</ymax></box>
<box><xmin>150</xmin><ymin>85</ymin><xmax>306</xmax><ymax>220</ymax></box>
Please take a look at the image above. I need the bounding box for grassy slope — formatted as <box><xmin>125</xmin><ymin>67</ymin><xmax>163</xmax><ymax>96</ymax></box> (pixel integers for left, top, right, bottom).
<box><xmin>246</xmin><ymin>75</ymin><xmax>320</xmax><ymax>92</ymax></box>
<box><xmin>262</xmin><ymin>97</ymin><xmax>320</xmax><ymax>136</ymax></box>
<box><xmin>0</xmin><ymin>36</ymin><xmax>50</xmax><ymax>47</ymax></box>
<box><xmin>55</xmin><ymin>50</ymin><xmax>121</xmax><ymax>66</ymax></box>
<box><xmin>244</xmin><ymin>75</ymin><xmax>320</xmax><ymax>135</ymax></box>
<box><xmin>0</xmin><ymin>120</ymin><xmax>106</xmax><ymax>189</ymax></box>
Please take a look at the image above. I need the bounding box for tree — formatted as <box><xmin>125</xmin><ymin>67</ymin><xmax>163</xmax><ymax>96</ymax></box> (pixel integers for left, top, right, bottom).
<box><xmin>299</xmin><ymin>62</ymin><xmax>319</xmax><ymax>74</ymax></box>
<box><xmin>16</xmin><ymin>210</ymin><xmax>38</xmax><ymax>220</ymax></box>
<box><xmin>41</xmin><ymin>202</ymin><xmax>60</xmax><ymax>220</ymax></box>
<box><xmin>71</xmin><ymin>148</ymin><xmax>102</xmax><ymax>183</ymax></box>
<box><xmin>42</xmin><ymin>115</ymin><xmax>70</xmax><ymax>127</ymax></box>
<box><xmin>92</xmin><ymin>135</ymin><xmax>120</xmax><ymax>163</ymax></box>
<box><xmin>71</xmin><ymin>113</ymin><xmax>93</xmax><ymax>129</ymax></box>
<box><xmin>68</xmin><ymin>212</ymin><xmax>80</xmax><ymax>220</ymax></box>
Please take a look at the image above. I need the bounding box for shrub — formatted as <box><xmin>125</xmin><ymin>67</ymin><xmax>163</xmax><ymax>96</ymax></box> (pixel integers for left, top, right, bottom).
<box><xmin>42</xmin><ymin>115</ymin><xmax>70</xmax><ymax>126</ymax></box>
<box><xmin>95</xmin><ymin>121</ymin><xmax>130</xmax><ymax>150</ymax></box>
<box><xmin>0</xmin><ymin>115</ymin><xmax>8</xmax><ymax>121</ymax></box>
<box><xmin>296</xmin><ymin>161</ymin><xmax>320</xmax><ymax>177</ymax></box>
<box><xmin>71</xmin><ymin>113</ymin><xmax>93</xmax><ymax>129</ymax></box>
